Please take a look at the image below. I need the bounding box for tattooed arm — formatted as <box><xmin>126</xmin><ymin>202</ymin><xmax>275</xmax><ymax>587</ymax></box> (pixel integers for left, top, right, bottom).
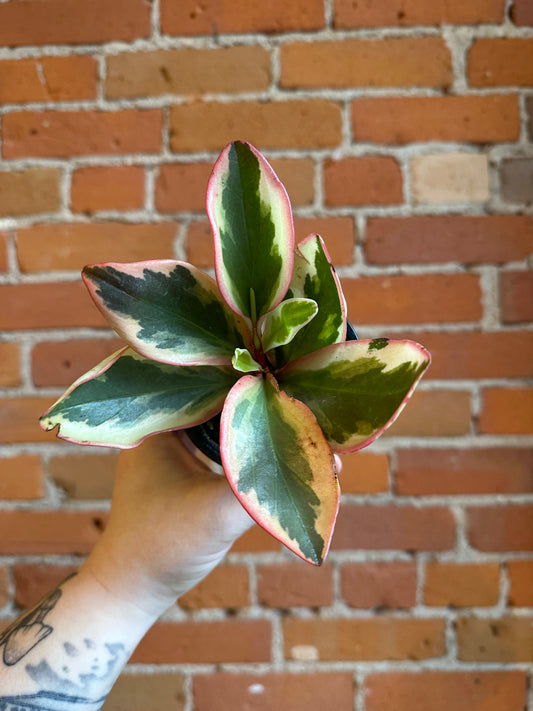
<box><xmin>0</xmin><ymin>433</ymin><xmax>253</xmax><ymax>710</ymax></box>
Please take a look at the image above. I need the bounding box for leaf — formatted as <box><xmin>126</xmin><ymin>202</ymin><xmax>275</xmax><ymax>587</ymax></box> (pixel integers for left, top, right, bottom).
<box><xmin>259</xmin><ymin>297</ymin><xmax>318</xmax><ymax>352</ymax></box>
<box><xmin>207</xmin><ymin>141</ymin><xmax>294</xmax><ymax>322</ymax></box>
<box><xmin>82</xmin><ymin>260</ymin><xmax>248</xmax><ymax>367</ymax></box>
<box><xmin>220</xmin><ymin>373</ymin><xmax>340</xmax><ymax>565</ymax></box>
<box><xmin>40</xmin><ymin>347</ymin><xmax>239</xmax><ymax>448</ymax></box>
<box><xmin>279</xmin><ymin>339</ymin><xmax>431</xmax><ymax>453</ymax></box>
<box><xmin>276</xmin><ymin>234</ymin><xmax>347</xmax><ymax>366</ymax></box>
<box><xmin>232</xmin><ymin>348</ymin><xmax>262</xmax><ymax>373</ymax></box>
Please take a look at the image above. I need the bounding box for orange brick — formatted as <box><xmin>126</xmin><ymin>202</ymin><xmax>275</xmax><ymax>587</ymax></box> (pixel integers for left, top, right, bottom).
<box><xmin>0</xmin><ymin>396</ymin><xmax>63</xmax><ymax>443</ymax></box>
<box><xmin>271</xmin><ymin>158</ymin><xmax>315</xmax><ymax>207</ymax></box>
<box><xmin>396</xmin><ymin>448</ymin><xmax>533</xmax><ymax>496</ymax></box>
<box><xmin>467</xmin><ymin>506</ymin><xmax>533</xmax><ymax>552</ymax></box>
<box><xmin>457</xmin><ymin>617</ymin><xmax>533</xmax><ymax>662</ymax></box>
<box><xmin>178</xmin><ymin>565</ymin><xmax>250</xmax><ymax>609</ymax></box>
<box><xmin>332</xmin><ymin>504</ymin><xmax>455</xmax><ymax>551</ymax></box>
<box><xmin>351</xmin><ymin>95</ymin><xmax>520</xmax><ymax>144</ymax></box>
<box><xmin>0</xmin><ymin>168</ymin><xmax>61</xmax><ymax>217</ymax></box>
<box><xmin>512</xmin><ymin>0</ymin><xmax>533</xmax><ymax>24</ymax></box>
<box><xmin>365</xmin><ymin>216</ymin><xmax>533</xmax><ymax>265</ymax></box>
<box><xmin>0</xmin><ymin>454</ymin><xmax>44</xmax><ymax>500</ymax></box>
<box><xmin>17</xmin><ymin>222</ymin><xmax>175</xmax><ymax>273</ymax></box>
<box><xmin>156</xmin><ymin>162</ymin><xmax>212</xmax><ymax>213</ymax></box>
<box><xmin>0</xmin><ymin>56</ymin><xmax>97</xmax><ymax>103</ymax></box>
<box><xmin>294</xmin><ymin>217</ymin><xmax>355</xmax><ymax>266</ymax></box>
<box><xmin>0</xmin><ymin>567</ymin><xmax>8</xmax><ymax>609</ymax></box>
<box><xmin>106</xmin><ymin>47</ymin><xmax>270</xmax><ymax>98</ymax></box>
<box><xmin>103</xmin><ymin>673</ymin><xmax>186</xmax><ymax>711</ymax></box>
<box><xmin>160</xmin><ymin>0</ymin><xmax>325</xmax><ymax>35</ymax></box>
<box><xmin>256</xmin><ymin>562</ymin><xmax>333</xmax><ymax>608</ymax></box>
<box><xmin>500</xmin><ymin>271</ymin><xmax>533</xmax><ymax>323</ymax></box>
<box><xmin>0</xmin><ymin>511</ymin><xmax>105</xmax><ymax>554</ymax></box>
<box><xmin>0</xmin><ymin>342</ymin><xmax>21</xmax><ymax>387</ymax></box>
<box><xmin>343</xmin><ymin>273</ymin><xmax>482</xmax><ymax>324</ymax></box>
<box><xmin>49</xmin><ymin>453</ymin><xmax>118</xmax><ymax>500</ymax></box>
<box><xmin>3</xmin><ymin>109</ymin><xmax>162</xmax><ymax>159</ymax></box>
<box><xmin>281</xmin><ymin>37</ymin><xmax>451</xmax><ymax>89</ymax></box>
<box><xmin>0</xmin><ymin>0</ymin><xmax>151</xmax><ymax>46</ymax></box>
<box><xmin>284</xmin><ymin>617</ymin><xmax>446</xmax><ymax>661</ymax></box>
<box><xmin>193</xmin><ymin>672</ymin><xmax>354</xmax><ymax>711</ymax></box>
<box><xmin>338</xmin><ymin>451</ymin><xmax>389</xmax><ymax>494</ymax></box>
<box><xmin>132</xmin><ymin>619</ymin><xmax>271</xmax><ymax>664</ymax></box>
<box><xmin>469</xmin><ymin>39</ymin><xmax>533</xmax><ymax>87</ymax></box>
<box><xmin>0</xmin><ymin>232</ymin><xmax>8</xmax><ymax>272</ymax></box>
<box><xmin>479</xmin><ymin>388</ymin><xmax>533</xmax><ymax>435</ymax></box>
<box><xmin>424</xmin><ymin>562</ymin><xmax>500</xmax><ymax>607</ymax></box>
<box><xmin>31</xmin><ymin>338</ymin><xmax>122</xmax><ymax>387</ymax></box>
<box><xmin>186</xmin><ymin>221</ymin><xmax>215</xmax><ymax>268</ymax></box>
<box><xmin>341</xmin><ymin>562</ymin><xmax>417</xmax><ymax>609</ymax></box>
<box><xmin>71</xmin><ymin>166</ymin><xmax>145</xmax><ymax>213</ymax></box>
<box><xmin>364</xmin><ymin>671</ymin><xmax>527</xmax><ymax>711</ymax></box>
<box><xmin>230</xmin><ymin>524</ymin><xmax>281</xmax><ymax>554</ymax></box>
<box><xmin>508</xmin><ymin>561</ymin><xmax>533</xmax><ymax>606</ymax></box>
<box><xmin>0</xmin><ymin>282</ymin><xmax>106</xmax><ymax>330</ymax></box>
<box><xmin>324</xmin><ymin>156</ymin><xmax>403</xmax><ymax>207</ymax></box>
<box><xmin>14</xmin><ymin>563</ymin><xmax>79</xmax><ymax>608</ymax></box>
<box><xmin>385</xmin><ymin>391</ymin><xmax>472</xmax><ymax>438</ymax></box>
<box><xmin>169</xmin><ymin>101</ymin><xmax>342</xmax><ymax>152</ymax></box>
<box><xmin>334</xmin><ymin>0</ymin><xmax>505</xmax><ymax>27</ymax></box>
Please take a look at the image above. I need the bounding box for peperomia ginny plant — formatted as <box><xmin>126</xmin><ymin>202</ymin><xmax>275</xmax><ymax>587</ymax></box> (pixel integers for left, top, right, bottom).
<box><xmin>41</xmin><ymin>141</ymin><xmax>430</xmax><ymax>566</ymax></box>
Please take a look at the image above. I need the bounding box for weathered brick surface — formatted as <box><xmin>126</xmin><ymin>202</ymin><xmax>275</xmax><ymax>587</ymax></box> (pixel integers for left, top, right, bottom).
<box><xmin>507</xmin><ymin>561</ymin><xmax>533</xmax><ymax>606</ymax></box>
<box><xmin>499</xmin><ymin>158</ymin><xmax>533</xmax><ymax>204</ymax></box>
<box><xmin>71</xmin><ymin>166</ymin><xmax>145</xmax><ymax>213</ymax></box>
<box><xmin>0</xmin><ymin>232</ymin><xmax>8</xmax><ymax>272</ymax></box>
<box><xmin>500</xmin><ymin>271</ymin><xmax>533</xmax><ymax>323</ymax></box>
<box><xmin>0</xmin><ymin>511</ymin><xmax>105</xmax><ymax>554</ymax></box>
<box><xmin>178</xmin><ymin>564</ymin><xmax>250</xmax><ymax>609</ymax></box>
<box><xmin>0</xmin><ymin>168</ymin><xmax>61</xmax><ymax>217</ymax></box>
<box><xmin>14</xmin><ymin>563</ymin><xmax>79</xmax><ymax>608</ymax></box>
<box><xmin>31</xmin><ymin>338</ymin><xmax>122</xmax><ymax>387</ymax></box>
<box><xmin>0</xmin><ymin>56</ymin><xmax>97</xmax><ymax>103</ymax></box>
<box><xmin>341</xmin><ymin>562</ymin><xmax>417</xmax><ymax>609</ymax></box>
<box><xmin>334</xmin><ymin>0</ymin><xmax>506</xmax><ymax>27</ymax></box>
<box><xmin>49</xmin><ymin>453</ymin><xmax>118</xmax><ymax>500</ymax></box>
<box><xmin>339</xmin><ymin>451</ymin><xmax>389</xmax><ymax>494</ymax></box>
<box><xmin>468</xmin><ymin>39</ymin><xmax>533</xmax><ymax>86</ymax></box>
<box><xmin>0</xmin><ymin>342</ymin><xmax>21</xmax><ymax>387</ymax></box>
<box><xmin>512</xmin><ymin>0</ymin><xmax>533</xmax><ymax>24</ymax></box>
<box><xmin>324</xmin><ymin>156</ymin><xmax>403</xmax><ymax>206</ymax></box>
<box><xmin>0</xmin><ymin>455</ymin><xmax>44</xmax><ymax>500</ymax></box>
<box><xmin>456</xmin><ymin>617</ymin><xmax>533</xmax><ymax>662</ymax></box>
<box><xmin>479</xmin><ymin>388</ymin><xmax>533</xmax><ymax>435</ymax></box>
<box><xmin>467</xmin><ymin>506</ymin><xmax>533</xmax><ymax>552</ymax></box>
<box><xmin>424</xmin><ymin>562</ymin><xmax>500</xmax><ymax>607</ymax></box>
<box><xmin>103</xmin><ymin>673</ymin><xmax>186</xmax><ymax>711</ymax></box>
<box><xmin>411</xmin><ymin>153</ymin><xmax>490</xmax><ymax>203</ymax></box>
<box><xmin>256</xmin><ymin>562</ymin><xmax>333</xmax><ymax>608</ymax></box>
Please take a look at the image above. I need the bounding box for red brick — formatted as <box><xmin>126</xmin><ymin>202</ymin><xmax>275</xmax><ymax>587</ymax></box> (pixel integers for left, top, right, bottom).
<box><xmin>17</xmin><ymin>222</ymin><xmax>175</xmax><ymax>273</ymax></box>
<box><xmin>132</xmin><ymin>619</ymin><xmax>271</xmax><ymax>663</ymax></box>
<box><xmin>351</xmin><ymin>95</ymin><xmax>519</xmax><ymax>144</ymax></box>
<box><xmin>71</xmin><ymin>166</ymin><xmax>145</xmax><ymax>213</ymax></box>
<box><xmin>156</xmin><ymin>163</ymin><xmax>212</xmax><ymax>213</ymax></box>
<box><xmin>501</xmin><ymin>271</ymin><xmax>533</xmax><ymax>323</ymax></box>
<box><xmin>479</xmin><ymin>388</ymin><xmax>533</xmax><ymax>435</ymax></box>
<box><xmin>0</xmin><ymin>56</ymin><xmax>97</xmax><ymax>104</ymax></box>
<box><xmin>281</xmin><ymin>38</ymin><xmax>451</xmax><ymax>89</ymax></box>
<box><xmin>332</xmin><ymin>504</ymin><xmax>455</xmax><ymax>551</ymax></box>
<box><xmin>364</xmin><ymin>671</ymin><xmax>527</xmax><ymax>711</ymax></box>
<box><xmin>31</xmin><ymin>338</ymin><xmax>122</xmax><ymax>387</ymax></box>
<box><xmin>365</xmin><ymin>216</ymin><xmax>533</xmax><ymax>265</ymax></box>
<box><xmin>457</xmin><ymin>617</ymin><xmax>533</xmax><ymax>662</ymax></box>
<box><xmin>185</xmin><ymin>221</ymin><xmax>214</xmax><ymax>268</ymax></box>
<box><xmin>193</xmin><ymin>672</ymin><xmax>354</xmax><ymax>711</ymax></box>
<box><xmin>0</xmin><ymin>342</ymin><xmax>21</xmax><ymax>387</ymax></box>
<box><xmin>284</xmin><ymin>617</ymin><xmax>446</xmax><ymax>661</ymax></box>
<box><xmin>385</xmin><ymin>390</ymin><xmax>472</xmax><ymax>437</ymax></box>
<box><xmin>0</xmin><ymin>0</ymin><xmax>151</xmax><ymax>46</ymax></box>
<box><xmin>334</xmin><ymin>0</ymin><xmax>505</xmax><ymax>27</ymax></box>
<box><xmin>49</xmin><ymin>453</ymin><xmax>117</xmax><ymax>500</ymax></box>
<box><xmin>0</xmin><ymin>397</ymin><xmax>63</xmax><ymax>443</ymax></box>
<box><xmin>169</xmin><ymin>101</ymin><xmax>342</xmax><ymax>152</ymax></box>
<box><xmin>0</xmin><ymin>567</ymin><xmax>8</xmax><ymax>609</ymax></box>
<box><xmin>294</xmin><ymin>217</ymin><xmax>355</xmax><ymax>266</ymax></box>
<box><xmin>339</xmin><ymin>451</ymin><xmax>389</xmax><ymax>494</ymax></box>
<box><xmin>178</xmin><ymin>564</ymin><xmax>250</xmax><ymax>609</ymax></box>
<box><xmin>230</xmin><ymin>524</ymin><xmax>281</xmax><ymax>553</ymax></box>
<box><xmin>324</xmin><ymin>156</ymin><xmax>403</xmax><ymax>207</ymax></box>
<box><xmin>0</xmin><ymin>232</ymin><xmax>8</xmax><ymax>272</ymax></box>
<box><xmin>469</xmin><ymin>39</ymin><xmax>533</xmax><ymax>86</ymax></box>
<box><xmin>343</xmin><ymin>273</ymin><xmax>482</xmax><ymax>324</ymax></box>
<box><xmin>0</xmin><ymin>511</ymin><xmax>105</xmax><ymax>554</ymax></box>
<box><xmin>0</xmin><ymin>454</ymin><xmax>44</xmax><ymax>500</ymax></box>
<box><xmin>0</xmin><ymin>282</ymin><xmax>106</xmax><ymax>330</ymax></box>
<box><xmin>160</xmin><ymin>0</ymin><xmax>325</xmax><ymax>35</ymax></box>
<box><xmin>14</xmin><ymin>563</ymin><xmax>79</xmax><ymax>608</ymax></box>
<box><xmin>467</xmin><ymin>506</ymin><xmax>533</xmax><ymax>552</ymax></box>
<box><xmin>529</xmin><ymin>96</ymin><xmax>533</xmax><ymax>139</ymax></box>
<box><xmin>106</xmin><ymin>47</ymin><xmax>270</xmax><ymax>98</ymax></box>
<box><xmin>341</xmin><ymin>562</ymin><xmax>416</xmax><ymax>609</ymax></box>
<box><xmin>103</xmin><ymin>673</ymin><xmax>186</xmax><ymax>711</ymax></box>
<box><xmin>271</xmin><ymin>158</ymin><xmax>315</xmax><ymax>207</ymax></box>
<box><xmin>396</xmin><ymin>448</ymin><xmax>533</xmax><ymax>496</ymax></box>
<box><xmin>508</xmin><ymin>561</ymin><xmax>533</xmax><ymax>606</ymax></box>
<box><xmin>256</xmin><ymin>562</ymin><xmax>333</xmax><ymax>608</ymax></box>
<box><xmin>512</xmin><ymin>0</ymin><xmax>533</xmax><ymax>24</ymax></box>
<box><xmin>3</xmin><ymin>109</ymin><xmax>162</xmax><ymax>159</ymax></box>
<box><xmin>424</xmin><ymin>562</ymin><xmax>500</xmax><ymax>607</ymax></box>
<box><xmin>0</xmin><ymin>168</ymin><xmax>61</xmax><ymax>217</ymax></box>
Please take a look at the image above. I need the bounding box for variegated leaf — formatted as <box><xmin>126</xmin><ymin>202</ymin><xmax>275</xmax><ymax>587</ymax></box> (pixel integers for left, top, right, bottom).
<box><xmin>40</xmin><ymin>347</ymin><xmax>238</xmax><ymax>448</ymax></box>
<box><xmin>232</xmin><ymin>348</ymin><xmax>262</xmax><ymax>373</ymax></box>
<box><xmin>259</xmin><ymin>297</ymin><xmax>318</xmax><ymax>352</ymax></box>
<box><xmin>221</xmin><ymin>373</ymin><xmax>340</xmax><ymax>565</ymax></box>
<box><xmin>279</xmin><ymin>339</ymin><xmax>430</xmax><ymax>452</ymax></box>
<box><xmin>276</xmin><ymin>234</ymin><xmax>347</xmax><ymax>366</ymax></box>
<box><xmin>82</xmin><ymin>260</ymin><xmax>247</xmax><ymax>367</ymax></box>
<box><xmin>207</xmin><ymin>141</ymin><xmax>294</xmax><ymax>322</ymax></box>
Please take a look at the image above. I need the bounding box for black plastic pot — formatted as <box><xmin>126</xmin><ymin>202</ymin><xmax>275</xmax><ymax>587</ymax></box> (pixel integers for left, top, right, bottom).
<box><xmin>185</xmin><ymin>321</ymin><xmax>359</xmax><ymax>465</ymax></box>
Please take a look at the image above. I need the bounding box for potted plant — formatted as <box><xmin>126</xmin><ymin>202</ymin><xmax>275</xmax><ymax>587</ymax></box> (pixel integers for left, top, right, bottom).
<box><xmin>40</xmin><ymin>141</ymin><xmax>430</xmax><ymax>566</ymax></box>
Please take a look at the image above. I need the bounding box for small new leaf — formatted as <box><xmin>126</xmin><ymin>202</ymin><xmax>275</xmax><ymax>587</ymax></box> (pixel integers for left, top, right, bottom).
<box><xmin>232</xmin><ymin>348</ymin><xmax>262</xmax><ymax>373</ymax></box>
<box><xmin>260</xmin><ymin>298</ymin><xmax>318</xmax><ymax>352</ymax></box>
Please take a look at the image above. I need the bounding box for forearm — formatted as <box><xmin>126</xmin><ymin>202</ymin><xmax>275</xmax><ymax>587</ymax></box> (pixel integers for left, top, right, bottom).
<box><xmin>0</xmin><ymin>569</ymin><xmax>160</xmax><ymax>711</ymax></box>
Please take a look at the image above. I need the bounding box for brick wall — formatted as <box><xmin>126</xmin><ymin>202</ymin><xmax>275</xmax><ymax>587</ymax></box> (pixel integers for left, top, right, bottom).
<box><xmin>0</xmin><ymin>1</ymin><xmax>532</xmax><ymax>708</ymax></box>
